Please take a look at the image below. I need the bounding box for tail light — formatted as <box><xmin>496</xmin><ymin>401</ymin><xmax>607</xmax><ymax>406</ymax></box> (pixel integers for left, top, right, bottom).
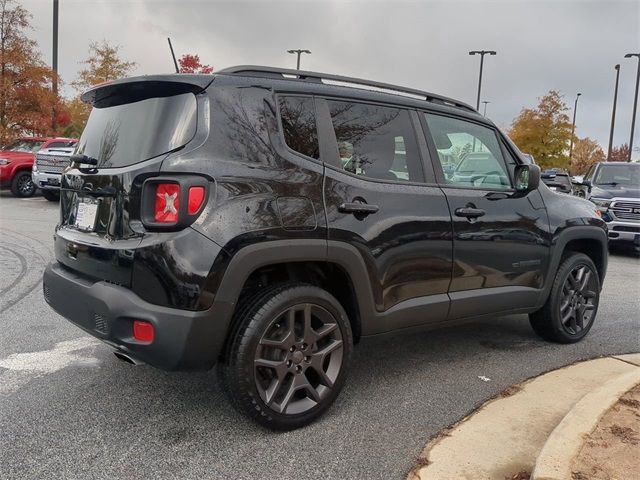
<box><xmin>133</xmin><ymin>320</ymin><xmax>154</xmax><ymax>343</ymax></box>
<box><xmin>141</xmin><ymin>176</ymin><xmax>209</xmax><ymax>230</ymax></box>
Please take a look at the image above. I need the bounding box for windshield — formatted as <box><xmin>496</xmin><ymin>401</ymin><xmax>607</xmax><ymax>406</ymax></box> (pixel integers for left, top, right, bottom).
<box><xmin>457</xmin><ymin>154</ymin><xmax>501</xmax><ymax>173</ymax></box>
<box><xmin>594</xmin><ymin>164</ymin><xmax>640</xmax><ymax>187</ymax></box>
<box><xmin>75</xmin><ymin>92</ymin><xmax>198</xmax><ymax>168</ymax></box>
<box><xmin>3</xmin><ymin>139</ymin><xmax>44</xmax><ymax>153</ymax></box>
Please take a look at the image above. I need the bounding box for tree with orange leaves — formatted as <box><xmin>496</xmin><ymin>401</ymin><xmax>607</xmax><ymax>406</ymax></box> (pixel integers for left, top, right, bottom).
<box><xmin>0</xmin><ymin>0</ymin><xmax>59</xmax><ymax>144</ymax></box>
<box><xmin>62</xmin><ymin>41</ymin><xmax>136</xmax><ymax>137</ymax></box>
<box><xmin>178</xmin><ymin>54</ymin><xmax>213</xmax><ymax>74</ymax></box>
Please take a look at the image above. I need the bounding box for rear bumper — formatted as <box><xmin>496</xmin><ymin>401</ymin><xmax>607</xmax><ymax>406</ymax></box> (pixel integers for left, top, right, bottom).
<box><xmin>32</xmin><ymin>170</ymin><xmax>61</xmax><ymax>190</ymax></box>
<box><xmin>43</xmin><ymin>262</ymin><xmax>234</xmax><ymax>370</ymax></box>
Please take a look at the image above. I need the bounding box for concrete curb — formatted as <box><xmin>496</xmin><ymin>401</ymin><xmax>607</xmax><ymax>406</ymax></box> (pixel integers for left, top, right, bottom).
<box><xmin>531</xmin><ymin>368</ymin><xmax>640</xmax><ymax>480</ymax></box>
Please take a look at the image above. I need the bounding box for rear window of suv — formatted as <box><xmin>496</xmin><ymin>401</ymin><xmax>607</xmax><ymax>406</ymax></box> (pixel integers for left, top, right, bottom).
<box><xmin>75</xmin><ymin>92</ymin><xmax>197</xmax><ymax>168</ymax></box>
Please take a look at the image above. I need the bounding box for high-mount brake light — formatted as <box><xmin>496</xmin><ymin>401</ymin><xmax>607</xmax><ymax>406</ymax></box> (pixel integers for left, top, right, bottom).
<box><xmin>155</xmin><ymin>183</ymin><xmax>180</xmax><ymax>223</ymax></box>
<box><xmin>188</xmin><ymin>186</ymin><xmax>205</xmax><ymax>214</ymax></box>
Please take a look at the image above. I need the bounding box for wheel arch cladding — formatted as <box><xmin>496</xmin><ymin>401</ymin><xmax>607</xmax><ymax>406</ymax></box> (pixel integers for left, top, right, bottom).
<box><xmin>213</xmin><ymin>240</ymin><xmax>373</xmax><ymax>353</ymax></box>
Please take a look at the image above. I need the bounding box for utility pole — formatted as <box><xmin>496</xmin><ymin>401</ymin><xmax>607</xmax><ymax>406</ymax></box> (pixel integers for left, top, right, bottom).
<box><xmin>607</xmin><ymin>64</ymin><xmax>621</xmax><ymax>160</ymax></box>
<box><xmin>469</xmin><ymin>50</ymin><xmax>496</xmax><ymax>110</ymax></box>
<box><xmin>569</xmin><ymin>92</ymin><xmax>582</xmax><ymax>162</ymax></box>
<box><xmin>482</xmin><ymin>100</ymin><xmax>490</xmax><ymax>116</ymax></box>
<box><xmin>287</xmin><ymin>49</ymin><xmax>311</xmax><ymax>70</ymax></box>
<box><xmin>52</xmin><ymin>0</ymin><xmax>59</xmax><ymax>131</ymax></box>
<box><xmin>624</xmin><ymin>53</ymin><xmax>640</xmax><ymax>161</ymax></box>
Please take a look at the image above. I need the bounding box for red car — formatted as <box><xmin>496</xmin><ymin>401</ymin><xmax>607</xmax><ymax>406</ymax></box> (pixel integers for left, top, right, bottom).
<box><xmin>0</xmin><ymin>136</ymin><xmax>77</xmax><ymax>197</ymax></box>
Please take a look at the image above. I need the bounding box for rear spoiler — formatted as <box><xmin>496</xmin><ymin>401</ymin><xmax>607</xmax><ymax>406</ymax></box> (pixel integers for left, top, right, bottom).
<box><xmin>81</xmin><ymin>74</ymin><xmax>215</xmax><ymax>108</ymax></box>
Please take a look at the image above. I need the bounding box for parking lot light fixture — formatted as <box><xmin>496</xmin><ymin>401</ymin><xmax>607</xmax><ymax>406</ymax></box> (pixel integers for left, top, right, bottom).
<box><xmin>569</xmin><ymin>93</ymin><xmax>582</xmax><ymax>162</ymax></box>
<box><xmin>624</xmin><ymin>53</ymin><xmax>640</xmax><ymax>161</ymax></box>
<box><xmin>287</xmin><ymin>49</ymin><xmax>311</xmax><ymax>70</ymax></box>
<box><xmin>469</xmin><ymin>50</ymin><xmax>497</xmax><ymax>110</ymax></box>
<box><xmin>482</xmin><ymin>100</ymin><xmax>490</xmax><ymax>116</ymax></box>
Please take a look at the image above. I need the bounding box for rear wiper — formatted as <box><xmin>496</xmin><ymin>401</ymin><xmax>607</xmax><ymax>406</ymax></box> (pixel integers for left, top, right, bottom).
<box><xmin>70</xmin><ymin>154</ymin><xmax>99</xmax><ymax>166</ymax></box>
<box><xmin>596</xmin><ymin>182</ymin><xmax>618</xmax><ymax>186</ymax></box>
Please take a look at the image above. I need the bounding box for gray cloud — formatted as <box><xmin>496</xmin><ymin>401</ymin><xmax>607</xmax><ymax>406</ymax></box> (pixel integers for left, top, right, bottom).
<box><xmin>23</xmin><ymin>0</ymin><xmax>640</xmax><ymax>154</ymax></box>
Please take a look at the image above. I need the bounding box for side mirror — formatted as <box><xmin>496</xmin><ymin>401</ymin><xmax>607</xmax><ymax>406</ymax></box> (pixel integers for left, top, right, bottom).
<box><xmin>582</xmin><ymin>179</ymin><xmax>592</xmax><ymax>190</ymax></box>
<box><xmin>514</xmin><ymin>164</ymin><xmax>540</xmax><ymax>193</ymax></box>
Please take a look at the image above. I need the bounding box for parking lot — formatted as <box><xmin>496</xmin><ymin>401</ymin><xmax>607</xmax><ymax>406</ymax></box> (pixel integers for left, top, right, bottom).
<box><xmin>0</xmin><ymin>192</ymin><xmax>638</xmax><ymax>480</ymax></box>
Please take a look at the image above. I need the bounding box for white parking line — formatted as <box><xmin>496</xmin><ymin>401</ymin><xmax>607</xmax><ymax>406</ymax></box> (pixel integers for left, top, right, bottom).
<box><xmin>0</xmin><ymin>337</ymin><xmax>100</xmax><ymax>395</ymax></box>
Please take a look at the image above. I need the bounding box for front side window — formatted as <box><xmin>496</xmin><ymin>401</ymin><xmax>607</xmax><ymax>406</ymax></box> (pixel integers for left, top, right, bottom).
<box><xmin>278</xmin><ymin>96</ymin><xmax>319</xmax><ymax>159</ymax></box>
<box><xmin>425</xmin><ymin>113</ymin><xmax>512</xmax><ymax>190</ymax></box>
<box><xmin>327</xmin><ymin>100</ymin><xmax>424</xmax><ymax>183</ymax></box>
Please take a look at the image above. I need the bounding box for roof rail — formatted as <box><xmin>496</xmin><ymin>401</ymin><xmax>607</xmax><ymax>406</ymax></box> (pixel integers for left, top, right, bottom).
<box><xmin>217</xmin><ymin>65</ymin><xmax>477</xmax><ymax>113</ymax></box>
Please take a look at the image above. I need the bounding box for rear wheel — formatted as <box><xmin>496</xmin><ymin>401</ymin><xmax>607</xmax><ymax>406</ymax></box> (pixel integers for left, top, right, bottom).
<box><xmin>530</xmin><ymin>253</ymin><xmax>600</xmax><ymax>343</ymax></box>
<box><xmin>10</xmin><ymin>171</ymin><xmax>36</xmax><ymax>198</ymax></box>
<box><xmin>220</xmin><ymin>283</ymin><xmax>353</xmax><ymax>430</ymax></box>
<box><xmin>42</xmin><ymin>190</ymin><xmax>60</xmax><ymax>202</ymax></box>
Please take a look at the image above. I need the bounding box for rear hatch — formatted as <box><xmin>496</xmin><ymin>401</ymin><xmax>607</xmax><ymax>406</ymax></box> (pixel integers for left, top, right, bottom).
<box><xmin>55</xmin><ymin>75</ymin><xmax>212</xmax><ymax>285</ymax></box>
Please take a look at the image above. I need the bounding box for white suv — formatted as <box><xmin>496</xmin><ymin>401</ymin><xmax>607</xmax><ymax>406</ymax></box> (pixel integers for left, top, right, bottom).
<box><xmin>32</xmin><ymin>144</ymin><xmax>76</xmax><ymax>201</ymax></box>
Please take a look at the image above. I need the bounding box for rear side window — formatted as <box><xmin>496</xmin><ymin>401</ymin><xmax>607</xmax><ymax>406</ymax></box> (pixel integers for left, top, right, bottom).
<box><xmin>424</xmin><ymin>113</ymin><xmax>512</xmax><ymax>190</ymax></box>
<box><xmin>327</xmin><ymin>100</ymin><xmax>424</xmax><ymax>183</ymax></box>
<box><xmin>76</xmin><ymin>92</ymin><xmax>197</xmax><ymax>168</ymax></box>
<box><xmin>47</xmin><ymin>141</ymin><xmax>71</xmax><ymax>149</ymax></box>
<box><xmin>278</xmin><ymin>96</ymin><xmax>319</xmax><ymax>159</ymax></box>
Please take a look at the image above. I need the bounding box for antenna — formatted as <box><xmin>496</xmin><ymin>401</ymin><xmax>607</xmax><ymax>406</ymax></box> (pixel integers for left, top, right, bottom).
<box><xmin>167</xmin><ymin>37</ymin><xmax>179</xmax><ymax>73</ymax></box>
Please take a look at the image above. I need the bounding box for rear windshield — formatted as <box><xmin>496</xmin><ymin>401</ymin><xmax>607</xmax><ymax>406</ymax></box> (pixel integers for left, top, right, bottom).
<box><xmin>75</xmin><ymin>92</ymin><xmax>197</xmax><ymax>168</ymax></box>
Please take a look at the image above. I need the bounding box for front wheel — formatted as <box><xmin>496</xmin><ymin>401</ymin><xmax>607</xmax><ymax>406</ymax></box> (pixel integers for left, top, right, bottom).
<box><xmin>220</xmin><ymin>283</ymin><xmax>353</xmax><ymax>430</ymax></box>
<box><xmin>10</xmin><ymin>171</ymin><xmax>36</xmax><ymax>197</ymax></box>
<box><xmin>530</xmin><ymin>253</ymin><xmax>600</xmax><ymax>343</ymax></box>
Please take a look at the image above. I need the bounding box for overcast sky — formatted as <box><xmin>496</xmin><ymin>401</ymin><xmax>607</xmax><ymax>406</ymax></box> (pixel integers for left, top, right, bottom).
<box><xmin>22</xmin><ymin>0</ymin><xmax>640</xmax><ymax>154</ymax></box>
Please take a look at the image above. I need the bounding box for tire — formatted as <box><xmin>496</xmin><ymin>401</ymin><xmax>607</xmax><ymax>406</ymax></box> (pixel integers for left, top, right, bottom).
<box><xmin>42</xmin><ymin>190</ymin><xmax>60</xmax><ymax>202</ymax></box>
<box><xmin>220</xmin><ymin>283</ymin><xmax>353</xmax><ymax>430</ymax></box>
<box><xmin>529</xmin><ymin>253</ymin><xmax>600</xmax><ymax>343</ymax></box>
<box><xmin>10</xmin><ymin>171</ymin><xmax>36</xmax><ymax>198</ymax></box>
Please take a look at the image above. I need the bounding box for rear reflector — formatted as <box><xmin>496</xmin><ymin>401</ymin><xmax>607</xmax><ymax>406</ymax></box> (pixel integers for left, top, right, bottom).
<box><xmin>188</xmin><ymin>186</ymin><xmax>205</xmax><ymax>214</ymax></box>
<box><xmin>133</xmin><ymin>320</ymin><xmax>154</xmax><ymax>343</ymax></box>
<box><xmin>154</xmin><ymin>183</ymin><xmax>180</xmax><ymax>223</ymax></box>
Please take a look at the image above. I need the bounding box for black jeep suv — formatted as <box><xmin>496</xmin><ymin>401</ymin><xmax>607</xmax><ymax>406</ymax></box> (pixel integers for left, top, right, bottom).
<box><xmin>43</xmin><ymin>66</ymin><xmax>608</xmax><ymax>429</ymax></box>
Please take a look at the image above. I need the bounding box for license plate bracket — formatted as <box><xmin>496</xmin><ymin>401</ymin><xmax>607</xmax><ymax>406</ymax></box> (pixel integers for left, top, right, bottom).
<box><xmin>74</xmin><ymin>198</ymin><xmax>100</xmax><ymax>232</ymax></box>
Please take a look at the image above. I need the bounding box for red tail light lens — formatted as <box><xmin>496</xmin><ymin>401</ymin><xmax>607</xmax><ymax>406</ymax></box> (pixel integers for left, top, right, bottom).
<box><xmin>188</xmin><ymin>186</ymin><xmax>205</xmax><ymax>214</ymax></box>
<box><xmin>133</xmin><ymin>320</ymin><xmax>154</xmax><ymax>343</ymax></box>
<box><xmin>155</xmin><ymin>183</ymin><xmax>180</xmax><ymax>223</ymax></box>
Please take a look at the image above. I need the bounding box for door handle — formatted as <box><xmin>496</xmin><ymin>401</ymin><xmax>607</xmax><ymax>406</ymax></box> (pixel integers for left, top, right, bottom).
<box><xmin>338</xmin><ymin>202</ymin><xmax>380</xmax><ymax>215</ymax></box>
<box><xmin>454</xmin><ymin>207</ymin><xmax>485</xmax><ymax>219</ymax></box>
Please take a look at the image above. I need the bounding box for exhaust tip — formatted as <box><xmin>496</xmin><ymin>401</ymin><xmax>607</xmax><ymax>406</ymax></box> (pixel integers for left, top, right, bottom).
<box><xmin>113</xmin><ymin>351</ymin><xmax>143</xmax><ymax>366</ymax></box>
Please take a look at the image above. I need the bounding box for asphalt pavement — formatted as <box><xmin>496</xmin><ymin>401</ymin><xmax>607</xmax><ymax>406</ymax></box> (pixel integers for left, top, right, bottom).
<box><xmin>0</xmin><ymin>191</ymin><xmax>638</xmax><ymax>480</ymax></box>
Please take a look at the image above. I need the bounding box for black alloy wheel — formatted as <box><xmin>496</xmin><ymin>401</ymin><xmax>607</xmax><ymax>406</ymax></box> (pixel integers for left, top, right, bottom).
<box><xmin>558</xmin><ymin>264</ymin><xmax>598</xmax><ymax>335</ymax></box>
<box><xmin>530</xmin><ymin>253</ymin><xmax>600</xmax><ymax>343</ymax></box>
<box><xmin>254</xmin><ymin>303</ymin><xmax>344</xmax><ymax>415</ymax></box>
<box><xmin>221</xmin><ymin>283</ymin><xmax>353</xmax><ymax>430</ymax></box>
<box><xmin>11</xmin><ymin>171</ymin><xmax>36</xmax><ymax>197</ymax></box>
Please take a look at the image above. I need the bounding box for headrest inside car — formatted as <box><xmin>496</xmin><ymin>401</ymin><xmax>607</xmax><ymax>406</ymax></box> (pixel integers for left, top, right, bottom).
<box><xmin>433</xmin><ymin>132</ymin><xmax>452</xmax><ymax>150</ymax></box>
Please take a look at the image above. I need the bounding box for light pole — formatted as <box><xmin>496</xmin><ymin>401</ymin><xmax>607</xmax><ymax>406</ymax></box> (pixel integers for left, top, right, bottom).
<box><xmin>569</xmin><ymin>92</ymin><xmax>582</xmax><ymax>162</ymax></box>
<box><xmin>624</xmin><ymin>53</ymin><xmax>640</xmax><ymax>161</ymax></box>
<box><xmin>482</xmin><ymin>100</ymin><xmax>490</xmax><ymax>116</ymax></box>
<box><xmin>52</xmin><ymin>0</ymin><xmax>59</xmax><ymax>131</ymax></box>
<box><xmin>287</xmin><ymin>49</ymin><xmax>311</xmax><ymax>70</ymax></box>
<box><xmin>607</xmin><ymin>64</ymin><xmax>621</xmax><ymax>160</ymax></box>
<box><xmin>469</xmin><ymin>50</ymin><xmax>496</xmax><ymax>110</ymax></box>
